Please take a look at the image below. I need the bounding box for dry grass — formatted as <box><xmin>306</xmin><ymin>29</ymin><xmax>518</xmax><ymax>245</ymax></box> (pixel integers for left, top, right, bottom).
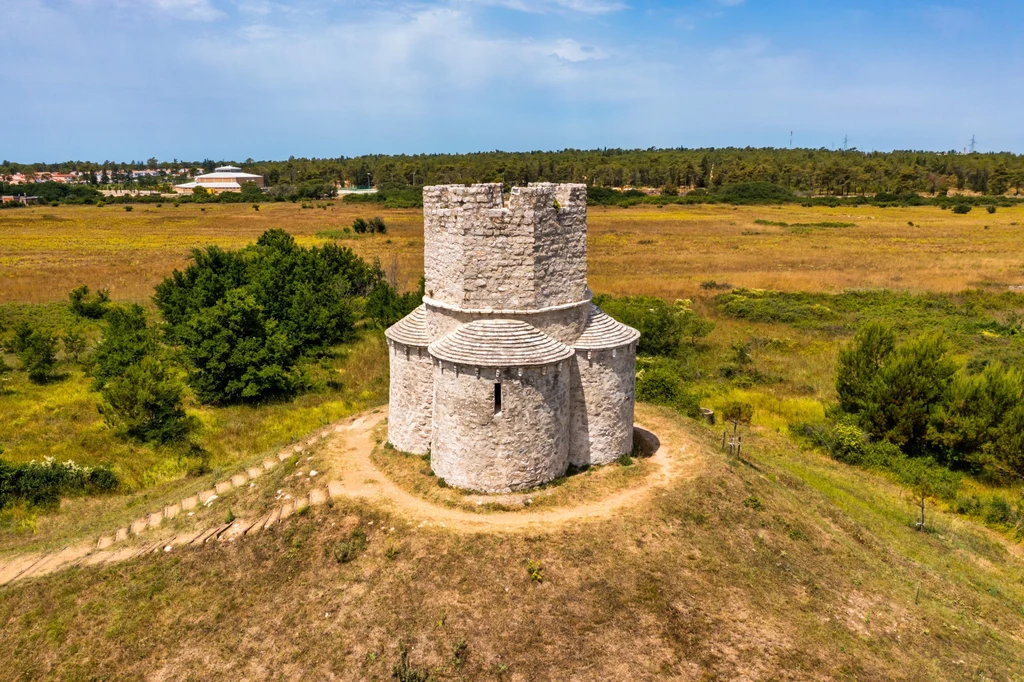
<box><xmin>2</xmin><ymin>407</ymin><xmax>1023</xmax><ymax>680</ymax></box>
<box><xmin>0</xmin><ymin>203</ymin><xmax>424</xmax><ymax>303</ymax></box>
<box><xmin>3</xmin><ymin>202</ymin><xmax>1024</xmax><ymax>304</ymax></box>
<box><xmin>4</xmin><ymin>200</ymin><xmax>1024</xmax><ymax>679</ymax></box>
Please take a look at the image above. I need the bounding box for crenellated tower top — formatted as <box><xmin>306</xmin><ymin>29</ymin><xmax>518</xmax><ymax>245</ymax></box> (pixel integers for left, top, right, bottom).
<box><xmin>422</xmin><ymin>183</ymin><xmax>588</xmax><ymax>311</ymax></box>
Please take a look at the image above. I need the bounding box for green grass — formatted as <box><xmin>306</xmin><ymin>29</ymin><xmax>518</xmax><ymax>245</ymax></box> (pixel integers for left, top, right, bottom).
<box><xmin>0</xmin><ymin>302</ymin><xmax>390</xmax><ymax>551</ymax></box>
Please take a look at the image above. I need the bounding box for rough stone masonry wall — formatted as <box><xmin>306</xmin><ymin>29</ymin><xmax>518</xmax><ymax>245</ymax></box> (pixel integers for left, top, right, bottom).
<box><xmin>534</xmin><ymin>183</ymin><xmax>588</xmax><ymax>308</ymax></box>
<box><xmin>461</xmin><ymin>200</ymin><xmax>535</xmax><ymax>308</ymax></box>
<box><xmin>431</xmin><ymin>363</ymin><xmax>570</xmax><ymax>492</ymax></box>
<box><xmin>387</xmin><ymin>344</ymin><xmax>434</xmax><ymax>454</ymax></box>
<box><xmin>422</xmin><ymin>183</ymin><xmax>588</xmax><ymax>311</ymax></box>
<box><xmin>423</xmin><ymin>184</ymin><xmax>503</xmax><ymax>306</ymax></box>
<box><xmin>568</xmin><ymin>346</ymin><xmax>637</xmax><ymax>467</ymax></box>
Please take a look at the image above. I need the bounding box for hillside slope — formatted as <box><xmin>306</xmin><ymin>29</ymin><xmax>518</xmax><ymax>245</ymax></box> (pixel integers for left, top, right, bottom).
<box><xmin>1</xmin><ymin>405</ymin><xmax>1022</xmax><ymax>681</ymax></box>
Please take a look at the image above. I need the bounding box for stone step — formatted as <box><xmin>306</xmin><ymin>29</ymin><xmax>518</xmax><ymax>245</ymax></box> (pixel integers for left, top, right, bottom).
<box><xmin>214</xmin><ymin>480</ymin><xmax>232</xmax><ymax>494</ymax></box>
<box><xmin>309</xmin><ymin>488</ymin><xmax>327</xmax><ymax>507</ymax></box>
<box><xmin>0</xmin><ymin>553</ymin><xmax>47</xmax><ymax>586</ymax></box>
<box><xmin>262</xmin><ymin>507</ymin><xmax>281</xmax><ymax>530</ymax></box>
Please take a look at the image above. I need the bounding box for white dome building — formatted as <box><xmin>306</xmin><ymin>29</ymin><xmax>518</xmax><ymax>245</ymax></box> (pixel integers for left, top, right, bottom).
<box><xmin>386</xmin><ymin>183</ymin><xmax>639</xmax><ymax>493</ymax></box>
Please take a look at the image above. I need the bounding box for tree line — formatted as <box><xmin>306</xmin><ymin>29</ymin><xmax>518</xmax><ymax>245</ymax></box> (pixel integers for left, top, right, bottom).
<box><xmin>6</xmin><ymin>146</ymin><xmax>1024</xmax><ymax>197</ymax></box>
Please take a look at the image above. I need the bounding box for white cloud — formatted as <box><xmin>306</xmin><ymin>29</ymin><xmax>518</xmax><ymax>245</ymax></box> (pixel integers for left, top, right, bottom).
<box><xmin>145</xmin><ymin>0</ymin><xmax>224</xmax><ymax>21</ymax></box>
<box><xmin>470</xmin><ymin>0</ymin><xmax>627</xmax><ymax>15</ymax></box>
<box><xmin>543</xmin><ymin>38</ymin><xmax>607</xmax><ymax>62</ymax></box>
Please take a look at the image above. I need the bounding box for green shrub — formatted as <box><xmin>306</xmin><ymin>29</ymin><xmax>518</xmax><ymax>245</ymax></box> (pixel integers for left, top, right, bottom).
<box><xmin>98</xmin><ymin>356</ymin><xmax>195</xmax><ymax>443</ymax></box>
<box><xmin>715</xmin><ymin>182</ymin><xmax>795</xmax><ymax>204</ymax></box>
<box><xmin>14</xmin><ymin>327</ymin><xmax>58</xmax><ymax>384</ymax></box>
<box><xmin>181</xmin><ymin>290</ymin><xmax>300</xmax><ymax>404</ymax></box>
<box><xmin>61</xmin><ymin>328</ymin><xmax>87</xmax><ymax>362</ymax></box>
<box><xmin>365</xmin><ymin>278</ymin><xmax>424</xmax><ymax>329</ymax></box>
<box><xmin>987</xmin><ymin>205</ymin><xmax>997</xmax><ymax>214</ymax></box>
<box><xmin>717</xmin><ymin>289</ymin><xmax>836</xmax><ymax>326</ymax></box>
<box><xmin>0</xmin><ymin>457</ymin><xmax>118</xmax><ymax>510</ymax></box>
<box><xmin>952</xmin><ymin>203</ymin><xmax>972</xmax><ymax>214</ymax></box>
<box><xmin>596</xmin><ymin>295</ymin><xmax>713</xmax><ymax>355</ymax></box>
<box><xmin>154</xmin><ymin>229</ymin><xmax>379</xmax><ymax>404</ymax></box>
<box><xmin>90</xmin><ymin>305</ymin><xmax>157</xmax><ymax>389</ymax></box>
<box><xmin>837</xmin><ymin>324</ymin><xmax>956</xmax><ymax>456</ymax></box>
<box><xmin>68</xmin><ymin>285</ymin><xmax>110</xmax><ymax>319</ymax></box>
<box><xmin>983</xmin><ymin>495</ymin><xmax>1013</xmax><ymax>525</ymax></box>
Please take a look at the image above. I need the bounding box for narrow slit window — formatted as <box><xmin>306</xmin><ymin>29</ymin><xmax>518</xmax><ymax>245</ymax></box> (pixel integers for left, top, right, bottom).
<box><xmin>494</xmin><ymin>383</ymin><xmax>502</xmax><ymax>415</ymax></box>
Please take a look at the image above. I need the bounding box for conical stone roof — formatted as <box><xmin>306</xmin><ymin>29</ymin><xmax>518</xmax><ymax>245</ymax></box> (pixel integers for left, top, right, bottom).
<box><xmin>429</xmin><ymin>319</ymin><xmax>574</xmax><ymax>366</ymax></box>
<box><xmin>573</xmin><ymin>305</ymin><xmax>640</xmax><ymax>350</ymax></box>
<box><xmin>385</xmin><ymin>305</ymin><xmax>431</xmax><ymax>347</ymax></box>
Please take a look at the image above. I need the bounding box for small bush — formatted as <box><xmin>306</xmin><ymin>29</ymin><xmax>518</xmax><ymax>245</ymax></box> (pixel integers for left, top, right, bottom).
<box><xmin>98</xmin><ymin>356</ymin><xmax>195</xmax><ymax>444</ymax></box>
<box><xmin>526</xmin><ymin>559</ymin><xmax>544</xmax><ymax>583</ymax></box>
<box><xmin>61</xmin><ymin>328</ymin><xmax>87</xmax><ymax>362</ymax></box>
<box><xmin>952</xmin><ymin>203</ymin><xmax>972</xmax><ymax>214</ymax></box>
<box><xmin>986</xmin><ymin>205</ymin><xmax>996</xmax><ymax>214</ymax></box>
<box><xmin>0</xmin><ymin>457</ymin><xmax>119</xmax><ymax>510</ymax></box>
<box><xmin>69</xmin><ymin>285</ymin><xmax>111</xmax><ymax>319</ymax></box>
<box><xmin>392</xmin><ymin>646</ymin><xmax>428</xmax><ymax>682</ymax></box>
<box><xmin>334</xmin><ymin>526</ymin><xmax>368</xmax><ymax>563</ymax></box>
<box><xmin>124</xmin><ymin>205</ymin><xmax>133</xmax><ymax>212</ymax></box>
<box><xmin>743</xmin><ymin>495</ymin><xmax>764</xmax><ymax>511</ymax></box>
<box><xmin>14</xmin><ymin>327</ymin><xmax>58</xmax><ymax>383</ymax></box>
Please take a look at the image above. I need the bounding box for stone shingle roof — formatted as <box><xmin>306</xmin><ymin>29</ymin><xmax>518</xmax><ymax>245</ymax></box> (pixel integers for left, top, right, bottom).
<box><xmin>573</xmin><ymin>305</ymin><xmax>640</xmax><ymax>350</ymax></box>
<box><xmin>385</xmin><ymin>305</ymin><xmax>431</xmax><ymax>347</ymax></box>
<box><xmin>429</xmin><ymin>319</ymin><xmax>573</xmax><ymax>366</ymax></box>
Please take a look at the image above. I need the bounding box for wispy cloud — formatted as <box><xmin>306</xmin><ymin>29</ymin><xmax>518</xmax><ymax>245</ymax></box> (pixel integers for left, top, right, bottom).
<box><xmin>471</xmin><ymin>0</ymin><xmax>627</xmax><ymax>15</ymax></box>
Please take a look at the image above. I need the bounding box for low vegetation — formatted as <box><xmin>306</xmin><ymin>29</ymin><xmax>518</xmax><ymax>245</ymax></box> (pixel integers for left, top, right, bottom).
<box><xmin>2</xmin><ymin>199</ymin><xmax>1024</xmax><ymax>678</ymax></box>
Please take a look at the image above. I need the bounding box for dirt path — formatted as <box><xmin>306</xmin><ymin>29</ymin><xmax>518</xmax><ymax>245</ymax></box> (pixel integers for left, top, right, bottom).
<box><xmin>322</xmin><ymin>404</ymin><xmax>704</xmax><ymax>531</ymax></box>
<box><xmin>0</xmin><ymin>405</ymin><xmax>705</xmax><ymax>586</ymax></box>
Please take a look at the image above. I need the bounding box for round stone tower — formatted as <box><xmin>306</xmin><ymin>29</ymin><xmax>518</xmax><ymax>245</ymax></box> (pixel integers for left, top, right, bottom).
<box><xmin>385</xmin><ymin>183</ymin><xmax>640</xmax><ymax>493</ymax></box>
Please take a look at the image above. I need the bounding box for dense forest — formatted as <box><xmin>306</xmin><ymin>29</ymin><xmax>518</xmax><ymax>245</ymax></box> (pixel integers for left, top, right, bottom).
<box><xmin>4</xmin><ymin>147</ymin><xmax>1024</xmax><ymax>197</ymax></box>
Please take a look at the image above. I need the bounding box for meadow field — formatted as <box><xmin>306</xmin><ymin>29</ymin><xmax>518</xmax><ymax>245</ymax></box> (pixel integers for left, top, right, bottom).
<box><xmin>2</xmin><ymin>201</ymin><xmax>1023</xmax><ymax>304</ymax></box>
<box><xmin>2</xmin><ymin>200</ymin><xmax>1024</xmax><ymax>679</ymax></box>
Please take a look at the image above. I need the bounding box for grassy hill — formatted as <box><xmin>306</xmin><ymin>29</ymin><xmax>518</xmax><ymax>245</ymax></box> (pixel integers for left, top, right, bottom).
<box><xmin>1</xmin><ymin>405</ymin><xmax>1022</xmax><ymax>680</ymax></box>
<box><xmin>2</xmin><ymin>202</ymin><xmax>1024</xmax><ymax>679</ymax></box>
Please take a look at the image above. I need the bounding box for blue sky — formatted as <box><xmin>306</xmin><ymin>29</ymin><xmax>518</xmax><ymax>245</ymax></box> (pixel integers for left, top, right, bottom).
<box><xmin>3</xmin><ymin>0</ymin><xmax>1022</xmax><ymax>162</ymax></box>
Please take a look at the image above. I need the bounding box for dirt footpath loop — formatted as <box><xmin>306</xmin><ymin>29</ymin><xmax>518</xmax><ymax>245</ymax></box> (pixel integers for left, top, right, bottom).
<box><xmin>323</xmin><ymin>404</ymin><xmax>705</xmax><ymax>531</ymax></box>
<box><xmin>0</xmin><ymin>405</ymin><xmax>705</xmax><ymax>586</ymax></box>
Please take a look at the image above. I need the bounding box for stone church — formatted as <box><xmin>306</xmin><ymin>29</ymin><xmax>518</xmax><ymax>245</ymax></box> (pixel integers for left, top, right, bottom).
<box><xmin>385</xmin><ymin>183</ymin><xmax>639</xmax><ymax>493</ymax></box>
